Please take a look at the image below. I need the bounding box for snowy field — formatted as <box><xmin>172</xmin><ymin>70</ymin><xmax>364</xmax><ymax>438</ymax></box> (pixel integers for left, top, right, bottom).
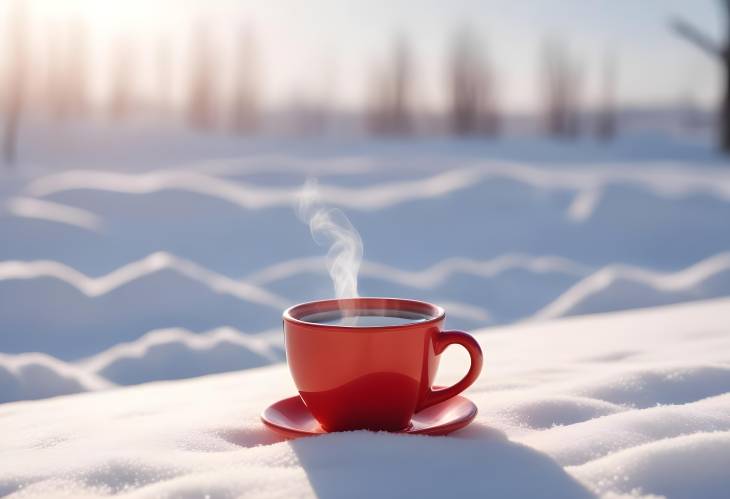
<box><xmin>1</xmin><ymin>126</ymin><xmax>730</xmax><ymax>497</ymax></box>
<box><xmin>1</xmin><ymin>127</ymin><xmax>729</xmax><ymax>400</ymax></box>
<box><xmin>2</xmin><ymin>298</ymin><xmax>729</xmax><ymax>498</ymax></box>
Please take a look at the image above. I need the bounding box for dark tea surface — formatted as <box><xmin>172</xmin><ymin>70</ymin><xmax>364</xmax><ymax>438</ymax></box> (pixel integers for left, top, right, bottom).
<box><xmin>300</xmin><ymin>309</ymin><xmax>431</xmax><ymax>327</ymax></box>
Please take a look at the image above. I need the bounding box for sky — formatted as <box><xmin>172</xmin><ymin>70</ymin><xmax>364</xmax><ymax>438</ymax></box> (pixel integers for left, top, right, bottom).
<box><xmin>9</xmin><ymin>0</ymin><xmax>726</xmax><ymax>113</ymax></box>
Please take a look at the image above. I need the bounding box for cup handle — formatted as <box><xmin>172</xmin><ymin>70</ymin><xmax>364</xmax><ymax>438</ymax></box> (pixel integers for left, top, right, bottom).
<box><xmin>420</xmin><ymin>330</ymin><xmax>483</xmax><ymax>411</ymax></box>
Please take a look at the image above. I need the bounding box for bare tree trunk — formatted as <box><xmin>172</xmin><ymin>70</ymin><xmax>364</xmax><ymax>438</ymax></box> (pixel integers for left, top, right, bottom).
<box><xmin>447</xmin><ymin>25</ymin><xmax>500</xmax><ymax>137</ymax></box>
<box><xmin>67</xmin><ymin>20</ymin><xmax>89</xmax><ymax>118</ymax></box>
<box><xmin>156</xmin><ymin>40</ymin><xmax>172</xmax><ymax>119</ymax></box>
<box><xmin>449</xmin><ymin>26</ymin><xmax>482</xmax><ymax>135</ymax></box>
<box><xmin>722</xmin><ymin>1</ymin><xmax>730</xmax><ymax>151</ymax></box>
<box><xmin>390</xmin><ymin>36</ymin><xmax>414</xmax><ymax>134</ymax></box>
<box><xmin>4</xmin><ymin>1</ymin><xmax>27</xmax><ymax>167</ymax></box>
<box><xmin>187</xmin><ymin>24</ymin><xmax>217</xmax><ymax>130</ymax></box>
<box><xmin>365</xmin><ymin>62</ymin><xmax>388</xmax><ymax>134</ymax></box>
<box><xmin>365</xmin><ymin>34</ymin><xmax>416</xmax><ymax>136</ymax></box>
<box><xmin>230</xmin><ymin>27</ymin><xmax>260</xmax><ymax>133</ymax></box>
<box><xmin>109</xmin><ymin>40</ymin><xmax>135</xmax><ymax>121</ymax></box>
<box><xmin>46</xmin><ymin>25</ymin><xmax>68</xmax><ymax>121</ymax></box>
<box><xmin>670</xmin><ymin>2</ymin><xmax>730</xmax><ymax>152</ymax></box>
<box><xmin>565</xmin><ymin>61</ymin><xmax>583</xmax><ymax>138</ymax></box>
<box><xmin>596</xmin><ymin>53</ymin><xmax>617</xmax><ymax>140</ymax></box>
<box><xmin>541</xmin><ymin>39</ymin><xmax>582</xmax><ymax>139</ymax></box>
<box><xmin>722</xmin><ymin>54</ymin><xmax>730</xmax><ymax>150</ymax></box>
<box><xmin>480</xmin><ymin>50</ymin><xmax>501</xmax><ymax>136</ymax></box>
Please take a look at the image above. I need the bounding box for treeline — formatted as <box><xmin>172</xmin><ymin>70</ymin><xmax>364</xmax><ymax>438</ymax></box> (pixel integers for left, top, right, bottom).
<box><xmin>363</xmin><ymin>31</ymin><xmax>618</xmax><ymax>141</ymax></box>
<box><xmin>0</xmin><ymin>6</ymin><xmax>627</xmax><ymax>165</ymax></box>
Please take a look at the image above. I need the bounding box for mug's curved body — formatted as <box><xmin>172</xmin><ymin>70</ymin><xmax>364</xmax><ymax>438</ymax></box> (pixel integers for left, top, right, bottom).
<box><xmin>283</xmin><ymin>298</ymin><xmax>483</xmax><ymax>432</ymax></box>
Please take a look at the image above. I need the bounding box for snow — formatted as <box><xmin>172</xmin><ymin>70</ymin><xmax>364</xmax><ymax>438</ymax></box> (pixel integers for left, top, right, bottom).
<box><xmin>1</xmin><ymin>128</ymin><xmax>729</xmax><ymax>496</ymax></box>
<box><xmin>0</xmin><ymin>352</ymin><xmax>110</xmax><ymax>403</ymax></box>
<box><xmin>6</xmin><ymin>197</ymin><xmax>103</xmax><ymax>232</ymax></box>
<box><xmin>1</xmin><ymin>297</ymin><xmax>729</xmax><ymax>498</ymax></box>
<box><xmin>22</xmin><ymin>160</ymin><xmax>730</xmax><ymax>213</ymax></box>
<box><xmin>1</xmin><ymin>131</ymin><xmax>730</xmax><ymax>386</ymax></box>
<box><xmin>83</xmin><ymin>327</ymin><xmax>283</xmax><ymax>385</ymax></box>
<box><xmin>534</xmin><ymin>252</ymin><xmax>730</xmax><ymax>319</ymax></box>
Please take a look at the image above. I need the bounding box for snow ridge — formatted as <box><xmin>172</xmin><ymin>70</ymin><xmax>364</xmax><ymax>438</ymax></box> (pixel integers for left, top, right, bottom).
<box><xmin>248</xmin><ymin>254</ymin><xmax>591</xmax><ymax>288</ymax></box>
<box><xmin>0</xmin><ymin>326</ymin><xmax>284</xmax><ymax>402</ymax></box>
<box><xmin>24</xmin><ymin>162</ymin><xmax>730</xmax><ymax>216</ymax></box>
<box><xmin>0</xmin><ymin>252</ymin><xmax>289</xmax><ymax>309</ymax></box>
<box><xmin>82</xmin><ymin>326</ymin><xmax>283</xmax><ymax>385</ymax></box>
<box><xmin>24</xmin><ymin>168</ymin><xmax>483</xmax><ymax>211</ymax></box>
<box><xmin>535</xmin><ymin>252</ymin><xmax>730</xmax><ymax>319</ymax></box>
<box><xmin>5</xmin><ymin>197</ymin><xmax>103</xmax><ymax>231</ymax></box>
<box><xmin>0</xmin><ymin>352</ymin><xmax>112</xmax><ymax>403</ymax></box>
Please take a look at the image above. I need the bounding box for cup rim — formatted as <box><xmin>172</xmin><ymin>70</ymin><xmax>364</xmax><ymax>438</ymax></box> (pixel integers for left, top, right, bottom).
<box><xmin>283</xmin><ymin>297</ymin><xmax>445</xmax><ymax>331</ymax></box>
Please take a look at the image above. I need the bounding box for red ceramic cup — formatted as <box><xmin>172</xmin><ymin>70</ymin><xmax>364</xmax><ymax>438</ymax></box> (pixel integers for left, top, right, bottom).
<box><xmin>283</xmin><ymin>297</ymin><xmax>483</xmax><ymax>432</ymax></box>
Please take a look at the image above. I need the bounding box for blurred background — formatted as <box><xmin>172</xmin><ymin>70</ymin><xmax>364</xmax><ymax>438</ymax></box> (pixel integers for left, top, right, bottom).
<box><xmin>1</xmin><ymin>0</ymin><xmax>729</xmax><ymax>403</ymax></box>
<box><xmin>0</xmin><ymin>0</ymin><xmax>725</xmax><ymax>155</ymax></box>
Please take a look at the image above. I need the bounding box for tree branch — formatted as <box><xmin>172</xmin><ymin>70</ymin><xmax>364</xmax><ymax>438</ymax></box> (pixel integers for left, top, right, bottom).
<box><xmin>721</xmin><ymin>0</ymin><xmax>730</xmax><ymax>18</ymax></box>
<box><xmin>670</xmin><ymin>17</ymin><xmax>724</xmax><ymax>59</ymax></box>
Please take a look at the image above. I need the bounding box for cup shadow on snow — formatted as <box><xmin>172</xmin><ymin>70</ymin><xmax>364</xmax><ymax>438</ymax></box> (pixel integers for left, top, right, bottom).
<box><xmin>287</xmin><ymin>423</ymin><xmax>595</xmax><ymax>499</ymax></box>
<box><xmin>216</xmin><ymin>425</ymin><xmax>288</xmax><ymax>448</ymax></box>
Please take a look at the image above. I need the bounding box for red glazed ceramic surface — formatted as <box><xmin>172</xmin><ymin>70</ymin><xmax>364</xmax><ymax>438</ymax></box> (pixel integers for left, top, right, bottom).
<box><xmin>283</xmin><ymin>298</ymin><xmax>483</xmax><ymax>432</ymax></box>
<box><xmin>261</xmin><ymin>393</ymin><xmax>478</xmax><ymax>438</ymax></box>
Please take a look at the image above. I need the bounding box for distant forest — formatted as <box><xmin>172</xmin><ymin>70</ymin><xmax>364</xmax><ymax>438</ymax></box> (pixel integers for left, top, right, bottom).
<box><xmin>0</xmin><ymin>1</ymin><xmax>721</xmax><ymax>165</ymax></box>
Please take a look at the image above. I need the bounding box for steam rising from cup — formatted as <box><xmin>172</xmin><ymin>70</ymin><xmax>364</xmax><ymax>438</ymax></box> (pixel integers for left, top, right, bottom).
<box><xmin>297</xmin><ymin>179</ymin><xmax>363</xmax><ymax>301</ymax></box>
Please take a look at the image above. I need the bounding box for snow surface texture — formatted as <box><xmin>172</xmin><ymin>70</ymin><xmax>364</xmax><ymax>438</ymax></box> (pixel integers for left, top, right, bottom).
<box><xmin>1</xmin><ymin>132</ymin><xmax>730</xmax><ymax>403</ymax></box>
<box><xmin>1</xmin><ymin>298</ymin><xmax>729</xmax><ymax>499</ymax></box>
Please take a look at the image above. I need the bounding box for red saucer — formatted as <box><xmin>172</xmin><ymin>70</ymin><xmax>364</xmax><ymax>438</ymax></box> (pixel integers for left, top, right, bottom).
<box><xmin>261</xmin><ymin>393</ymin><xmax>477</xmax><ymax>438</ymax></box>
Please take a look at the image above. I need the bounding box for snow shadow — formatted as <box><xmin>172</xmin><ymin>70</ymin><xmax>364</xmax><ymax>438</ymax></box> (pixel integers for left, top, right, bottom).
<box><xmin>288</xmin><ymin>424</ymin><xmax>594</xmax><ymax>499</ymax></box>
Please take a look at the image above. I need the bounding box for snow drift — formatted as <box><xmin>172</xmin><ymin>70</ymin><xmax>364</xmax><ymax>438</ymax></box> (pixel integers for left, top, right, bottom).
<box><xmin>1</xmin><ymin>298</ymin><xmax>729</xmax><ymax>498</ymax></box>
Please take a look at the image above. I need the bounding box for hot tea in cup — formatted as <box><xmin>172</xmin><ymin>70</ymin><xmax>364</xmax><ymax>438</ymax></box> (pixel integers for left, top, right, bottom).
<box><xmin>283</xmin><ymin>297</ymin><xmax>483</xmax><ymax>432</ymax></box>
<box><xmin>299</xmin><ymin>308</ymin><xmax>429</xmax><ymax>327</ymax></box>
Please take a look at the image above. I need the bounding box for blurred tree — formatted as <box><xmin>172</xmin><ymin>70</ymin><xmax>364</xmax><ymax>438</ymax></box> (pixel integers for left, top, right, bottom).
<box><xmin>447</xmin><ymin>26</ymin><xmax>500</xmax><ymax>136</ymax></box>
<box><xmin>45</xmin><ymin>22</ymin><xmax>88</xmax><ymax>122</ymax></box>
<box><xmin>66</xmin><ymin>20</ymin><xmax>89</xmax><ymax>118</ymax></box>
<box><xmin>3</xmin><ymin>0</ymin><xmax>28</xmax><ymax>166</ymax></box>
<box><xmin>366</xmin><ymin>62</ymin><xmax>388</xmax><ymax>134</ymax></box>
<box><xmin>389</xmin><ymin>36</ymin><xmax>414</xmax><ymax>134</ymax></box>
<box><xmin>156</xmin><ymin>39</ymin><xmax>173</xmax><ymax>119</ymax></box>
<box><xmin>595</xmin><ymin>52</ymin><xmax>617</xmax><ymax>141</ymax></box>
<box><xmin>187</xmin><ymin>24</ymin><xmax>218</xmax><ymax>130</ymax></box>
<box><xmin>230</xmin><ymin>26</ymin><xmax>260</xmax><ymax>133</ymax></box>
<box><xmin>288</xmin><ymin>59</ymin><xmax>337</xmax><ymax>136</ymax></box>
<box><xmin>109</xmin><ymin>40</ymin><xmax>135</xmax><ymax>121</ymax></box>
<box><xmin>46</xmin><ymin>25</ymin><xmax>68</xmax><ymax>120</ymax></box>
<box><xmin>671</xmin><ymin>1</ymin><xmax>730</xmax><ymax>152</ymax></box>
<box><xmin>481</xmin><ymin>49</ymin><xmax>500</xmax><ymax>136</ymax></box>
<box><xmin>541</xmin><ymin>39</ymin><xmax>582</xmax><ymax>138</ymax></box>
<box><xmin>366</xmin><ymin>35</ymin><xmax>415</xmax><ymax>135</ymax></box>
